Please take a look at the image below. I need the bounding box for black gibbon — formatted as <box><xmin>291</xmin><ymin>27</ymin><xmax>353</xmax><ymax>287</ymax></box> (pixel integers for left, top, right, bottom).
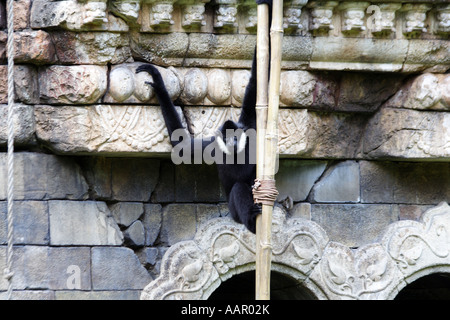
<box><xmin>136</xmin><ymin>0</ymin><xmax>272</xmax><ymax>233</ymax></box>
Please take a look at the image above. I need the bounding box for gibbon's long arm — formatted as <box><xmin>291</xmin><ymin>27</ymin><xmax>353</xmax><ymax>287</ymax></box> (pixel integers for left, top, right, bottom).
<box><xmin>238</xmin><ymin>51</ymin><xmax>257</xmax><ymax>130</ymax></box>
<box><xmin>135</xmin><ymin>64</ymin><xmax>184</xmax><ymax>138</ymax></box>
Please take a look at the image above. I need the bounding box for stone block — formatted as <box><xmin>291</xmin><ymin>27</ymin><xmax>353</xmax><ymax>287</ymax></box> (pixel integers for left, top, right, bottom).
<box><xmin>51</xmin><ymin>31</ymin><xmax>131</xmax><ymax>65</ymax></box>
<box><xmin>311</xmin><ymin>161</ymin><xmax>360</xmax><ymax>203</ymax></box>
<box><xmin>175</xmin><ymin>164</ymin><xmax>224</xmax><ymax>202</ymax></box>
<box><xmin>336</xmin><ymin>73</ymin><xmax>405</xmax><ymax>112</ymax></box>
<box><xmin>14</xmin><ymin>65</ymin><xmax>39</xmax><ymax>104</ymax></box>
<box><xmin>13</xmin><ymin>0</ymin><xmax>31</xmax><ymax>30</ymax></box>
<box><xmin>110</xmin><ymin>202</ymin><xmax>144</xmax><ymax>227</ymax></box>
<box><xmin>311</xmin><ymin>204</ymin><xmax>397</xmax><ymax>247</ymax></box>
<box><xmin>0</xmin><ymin>246</ymin><xmax>91</xmax><ymax>290</ymax></box>
<box><xmin>160</xmin><ymin>204</ymin><xmax>197</xmax><ymax>246</ymax></box>
<box><xmin>0</xmin><ymin>152</ymin><xmax>89</xmax><ymax>201</ymax></box>
<box><xmin>78</xmin><ymin>157</ymin><xmax>112</xmax><ymax>199</ymax></box>
<box><xmin>12</xmin><ymin>201</ymin><xmax>49</xmax><ymax>245</ymax></box>
<box><xmin>91</xmin><ymin>247</ymin><xmax>152</xmax><ymax>290</ymax></box>
<box><xmin>111</xmin><ymin>158</ymin><xmax>160</xmax><ymax>201</ymax></box>
<box><xmin>385</xmin><ymin>73</ymin><xmax>449</xmax><ymax>111</ymax></box>
<box><xmin>38</xmin><ymin>65</ymin><xmax>107</xmax><ymax>104</ymax></box>
<box><xmin>276</xmin><ymin>160</ymin><xmax>328</xmax><ymax>202</ymax></box>
<box><xmin>362</xmin><ymin>108</ymin><xmax>450</xmax><ymax>160</ymax></box>
<box><xmin>14</xmin><ymin>30</ymin><xmax>57</xmax><ymax>64</ymax></box>
<box><xmin>143</xmin><ymin>204</ymin><xmax>162</xmax><ymax>246</ymax></box>
<box><xmin>360</xmin><ymin>161</ymin><xmax>450</xmax><ymax>205</ymax></box>
<box><xmin>49</xmin><ymin>200</ymin><xmax>123</xmax><ymax>246</ymax></box>
<box><xmin>0</xmin><ymin>104</ymin><xmax>35</xmax><ymax>146</ymax></box>
<box><xmin>151</xmin><ymin>160</ymin><xmax>175</xmax><ymax>203</ymax></box>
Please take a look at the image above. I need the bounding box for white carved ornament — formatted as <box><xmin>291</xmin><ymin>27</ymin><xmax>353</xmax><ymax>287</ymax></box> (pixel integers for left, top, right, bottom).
<box><xmin>141</xmin><ymin>202</ymin><xmax>450</xmax><ymax>300</ymax></box>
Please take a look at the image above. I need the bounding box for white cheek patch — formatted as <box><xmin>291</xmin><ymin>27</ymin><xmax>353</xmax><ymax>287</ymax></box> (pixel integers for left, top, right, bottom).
<box><xmin>237</xmin><ymin>131</ymin><xmax>247</xmax><ymax>153</ymax></box>
<box><xmin>217</xmin><ymin>136</ymin><xmax>232</xmax><ymax>155</ymax></box>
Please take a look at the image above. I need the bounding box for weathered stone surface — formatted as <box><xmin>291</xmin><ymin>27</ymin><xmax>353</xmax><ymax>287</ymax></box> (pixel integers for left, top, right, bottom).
<box><xmin>336</xmin><ymin>73</ymin><xmax>405</xmax><ymax>112</ymax></box>
<box><xmin>34</xmin><ymin>105</ymin><xmax>182</xmax><ymax>155</ymax></box>
<box><xmin>0</xmin><ymin>246</ymin><xmax>91</xmax><ymax>290</ymax></box>
<box><xmin>49</xmin><ymin>200</ymin><xmax>123</xmax><ymax>246</ymax></box>
<box><xmin>14</xmin><ymin>65</ymin><xmax>39</xmax><ymax>104</ymax></box>
<box><xmin>311</xmin><ymin>204</ymin><xmax>397</xmax><ymax>247</ymax></box>
<box><xmin>78</xmin><ymin>157</ymin><xmax>161</xmax><ymax>201</ymax></box>
<box><xmin>311</xmin><ymin>161</ymin><xmax>360</xmax><ymax>203</ymax></box>
<box><xmin>124</xmin><ymin>220</ymin><xmax>146</xmax><ymax>247</ymax></box>
<box><xmin>0</xmin><ymin>152</ymin><xmax>89</xmax><ymax>200</ymax></box>
<box><xmin>91</xmin><ymin>247</ymin><xmax>152</xmax><ymax>290</ymax></box>
<box><xmin>362</xmin><ymin>108</ymin><xmax>450</xmax><ymax>160</ymax></box>
<box><xmin>38</xmin><ymin>65</ymin><xmax>107</xmax><ymax>105</ymax></box>
<box><xmin>0</xmin><ymin>104</ymin><xmax>35</xmax><ymax>146</ymax></box>
<box><xmin>9</xmin><ymin>201</ymin><xmax>49</xmax><ymax>245</ymax></box>
<box><xmin>30</xmin><ymin>0</ymin><xmax>122</xmax><ymax>32</ymax></box>
<box><xmin>51</xmin><ymin>31</ymin><xmax>131</xmax><ymax>65</ymax></box>
<box><xmin>276</xmin><ymin>160</ymin><xmax>328</xmax><ymax>202</ymax></box>
<box><xmin>110</xmin><ymin>202</ymin><xmax>144</xmax><ymax>227</ymax></box>
<box><xmin>360</xmin><ymin>161</ymin><xmax>450</xmax><ymax>205</ymax></box>
<box><xmin>13</xmin><ymin>0</ymin><xmax>31</xmax><ymax>30</ymax></box>
<box><xmin>0</xmin><ymin>65</ymin><xmax>39</xmax><ymax>104</ymax></box>
<box><xmin>175</xmin><ymin>164</ymin><xmax>224</xmax><ymax>202</ymax></box>
<box><xmin>111</xmin><ymin>158</ymin><xmax>160</xmax><ymax>201</ymax></box>
<box><xmin>160</xmin><ymin>204</ymin><xmax>197</xmax><ymax>246</ymax></box>
<box><xmin>385</xmin><ymin>73</ymin><xmax>449</xmax><ymax>111</ymax></box>
<box><xmin>14</xmin><ymin>30</ymin><xmax>57</xmax><ymax>64</ymax></box>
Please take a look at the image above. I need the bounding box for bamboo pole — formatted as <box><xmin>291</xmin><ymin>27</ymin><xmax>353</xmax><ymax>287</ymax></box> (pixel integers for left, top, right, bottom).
<box><xmin>255</xmin><ymin>1</ymin><xmax>270</xmax><ymax>300</ymax></box>
<box><xmin>255</xmin><ymin>0</ymin><xmax>283</xmax><ymax>300</ymax></box>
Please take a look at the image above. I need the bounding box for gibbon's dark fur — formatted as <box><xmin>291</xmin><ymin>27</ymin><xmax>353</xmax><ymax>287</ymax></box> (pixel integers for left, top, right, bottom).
<box><xmin>136</xmin><ymin>0</ymin><xmax>272</xmax><ymax>233</ymax></box>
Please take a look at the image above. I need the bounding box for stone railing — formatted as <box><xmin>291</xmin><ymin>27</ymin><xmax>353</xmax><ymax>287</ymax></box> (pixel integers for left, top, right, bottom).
<box><xmin>10</xmin><ymin>0</ymin><xmax>445</xmax><ymax>72</ymax></box>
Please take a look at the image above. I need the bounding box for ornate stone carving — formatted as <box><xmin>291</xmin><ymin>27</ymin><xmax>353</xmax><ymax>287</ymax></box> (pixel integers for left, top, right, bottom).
<box><xmin>109</xmin><ymin>0</ymin><xmax>140</xmax><ymax>24</ymax></box>
<box><xmin>283</xmin><ymin>0</ymin><xmax>308</xmax><ymax>34</ymax></box>
<box><xmin>338</xmin><ymin>2</ymin><xmax>369</xmax><ymax>34</ymax></box>
<box><xmin>401</xmin><ymin>3</ymin><xmax>432</xmax><ymax>36</ymax></box>
<box><xmin>366</xmin><ymin>3</ymin><xmax>401</xmax><ymax>36</ymax></box>
<box><xmin>141</xmin><ymin>202</ymin><xmax>450</xmax><ymax>300</ymax></box>
<box><xmin>181</xmin><ymin>3</ymin><xmax>208</xmax><ymax>29</ymax></box>
<box><xmin>214</xmin><ymin>0</ymin><xmax>238</xmax><ymax>30</ymax></box>
<box><xmin>146</xmin><ymin>0</ymin><xmax>175</xmax><ymax>28</ymax></box>
<box><xmin>435</xmin><ymin>4</ymin><xmax>450</xmax><ymax>35</ymax></box>
<box><xmin>308</xmin><ymin>1</ymin><xmax>338</xmax><ymax>34</ymax></box>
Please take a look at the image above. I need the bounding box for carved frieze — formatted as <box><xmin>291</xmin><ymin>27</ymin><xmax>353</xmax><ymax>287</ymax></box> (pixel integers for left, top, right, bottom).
<box><xmin>141</xmin><ymin>202</ymin><xmax>450</xmax><ymax>300</ymax></box>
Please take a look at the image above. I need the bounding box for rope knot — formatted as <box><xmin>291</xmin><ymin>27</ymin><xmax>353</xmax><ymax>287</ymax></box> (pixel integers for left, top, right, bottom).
<box><xmin>252</xmin><ymin>178</ymin><xmax>279</xmax><ymax>206</ymax></box>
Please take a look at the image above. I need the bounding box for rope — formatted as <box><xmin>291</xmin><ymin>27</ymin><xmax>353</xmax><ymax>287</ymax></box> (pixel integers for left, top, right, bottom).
<box><xmin>4</xmin><ymin>0</ymin><xmax>15</xmax><ymax>300</ymax></box>
<box><xmin>252</xmin><ymin>179</ymin><xmax>278</xmax><ymax>206</ymax></box>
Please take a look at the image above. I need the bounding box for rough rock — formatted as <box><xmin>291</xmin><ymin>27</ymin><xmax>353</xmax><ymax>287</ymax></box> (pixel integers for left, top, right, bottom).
<box><xmin>14</xmin><ymin>30</ymin><xmax>56</xmax><ymax>64</ymax></box>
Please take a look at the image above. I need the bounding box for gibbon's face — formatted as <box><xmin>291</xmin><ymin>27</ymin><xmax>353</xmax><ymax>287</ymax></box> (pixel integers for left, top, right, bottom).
<box><xmin>216</xmin><ymin>120</ymin><xmax>247</xmax><ymax>155</ymax></box>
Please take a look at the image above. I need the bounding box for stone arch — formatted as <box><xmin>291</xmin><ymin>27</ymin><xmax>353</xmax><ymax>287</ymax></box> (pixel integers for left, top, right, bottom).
<box><xmin>140</xmin><ymin>202</ymin><xmax>450</xmax><ymax>300</ymax></box>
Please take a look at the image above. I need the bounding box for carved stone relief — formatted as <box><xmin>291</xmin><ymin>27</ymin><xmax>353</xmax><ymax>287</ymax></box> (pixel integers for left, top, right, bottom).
<box><xmin>141</xmin><ymin>202</ymin><xmax>450</xmax><ymax>300</ymax></box>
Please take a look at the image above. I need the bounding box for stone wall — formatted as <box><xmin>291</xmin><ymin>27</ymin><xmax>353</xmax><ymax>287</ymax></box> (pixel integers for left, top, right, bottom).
<box><xmin>0</xmin><ymin>0</ymin><xmax>449</xmax><ymax>299</ymax></box>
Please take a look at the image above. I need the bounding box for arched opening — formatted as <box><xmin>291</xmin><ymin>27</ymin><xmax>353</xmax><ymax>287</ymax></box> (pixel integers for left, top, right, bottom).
<box><xmin>208</xmin><ymin>271</ymin><xmax>317</xmax><ymax>300</ymax></box>
<box><xmin>395</xmin><ymin>273</ymin><xmax>450</xmax><ymax>300</ymax></box>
